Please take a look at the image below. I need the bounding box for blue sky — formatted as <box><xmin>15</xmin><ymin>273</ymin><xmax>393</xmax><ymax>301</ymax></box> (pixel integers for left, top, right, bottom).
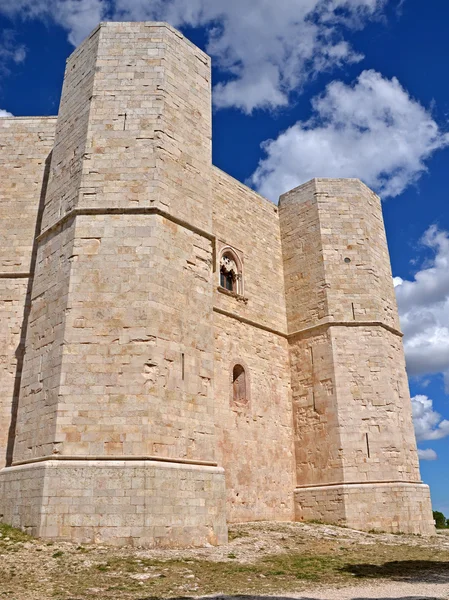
<box><xmin>0</xmin><ymin>0</ymin><xmax>448</xmax><ymax>514</ymax></box>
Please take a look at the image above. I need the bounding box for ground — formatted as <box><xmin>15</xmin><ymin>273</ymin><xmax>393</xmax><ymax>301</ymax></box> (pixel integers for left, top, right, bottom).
<box><xmin>0</xmin><ymin>521</ymin><xmax>448</xmax><ymax>599</ymax></box>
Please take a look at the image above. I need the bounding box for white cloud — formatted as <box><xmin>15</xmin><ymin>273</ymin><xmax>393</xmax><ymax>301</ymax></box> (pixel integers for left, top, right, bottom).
<box><xmin>417</xmin><ymin>448</ymin><xmax>437</xmax><ymax>461</ymax></box>
<box><xmin>0</xmin><ymin>29</ymin><xmax>26</xmax><ymax>74</ymax></box>
<box><xmin>251</xmin><ymin>70</ymin><xmax>449</xmax><ymax>201</ymax></box>
<box><xmin>0</xmin><ymin>0</ymin><xmax>390</xmax><ymax>112</ymax></box>
<box><xmin>396</xmin><ymin>228</ymin><xmax>449</xmax><ymax>461</ymax></box>
<box><xmin>53</xmin><ymin>0</ymin><xmax>105</xmax><ymax>46</ymax></box>
<box><xmin>0</xmin><ymin>0</ymin><xmax>104</xmax><ymax>46</ymax></box>
<box><xmin>411</xmin><ymin>395</ymin><xmax>449</xmax><ymax>442</ymax></box>
<box><xmin>0</xmin><ymin>109</ymin><xmax>13</xmax><ymax>117</ymax></box>
<box><xmin>395</xmin><ymin>227</ymin><xmax>449</xmax><ymax>389</ymax></box>
<box><xmin>112</xmin><ymin>0</ymin><xmax>388</xmax><ymax>112</ymax></box>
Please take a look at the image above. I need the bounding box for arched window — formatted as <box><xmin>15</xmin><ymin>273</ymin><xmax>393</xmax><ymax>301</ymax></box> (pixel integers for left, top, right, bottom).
<box><xmin>232</xmin><ymin>364</ymin><xmax>247</xmax><ymax>404</ymax></box>
<box><xmin>220</xmin><ymin>250</ymin><xmax>241</xmax><ymax>294</ymax></box>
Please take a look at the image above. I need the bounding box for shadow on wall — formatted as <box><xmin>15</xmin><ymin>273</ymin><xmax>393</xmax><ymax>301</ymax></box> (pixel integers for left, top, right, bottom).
<box><xmin>6</xmin><ymin>151</ymin><xmax>52</xmax><ymax>466</ymax></box>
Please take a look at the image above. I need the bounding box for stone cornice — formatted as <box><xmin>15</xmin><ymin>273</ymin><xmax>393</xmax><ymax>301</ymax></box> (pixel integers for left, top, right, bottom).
<box><xmin>213</xmin><ymin>307</ymin><xmax>403</xmax><ymax>340</ymax></box>
<box><xmin>295</xmin><ymin>480</ymin><xmax>425</xmax><ymax>490</ymax></box>
<box><xmin>36</xmin><ymin>206</ymin><xmax>216</xmax><ymax>244</ymax></box>
<box><xmin>0</xmin><ymin>272</ymin><xmax>31</xmax><ymax>279</ymax></box>
<box><xmin>11</xmin><ymin>454</ymin><xmax>218</xmax><ymax>468</ymax></box>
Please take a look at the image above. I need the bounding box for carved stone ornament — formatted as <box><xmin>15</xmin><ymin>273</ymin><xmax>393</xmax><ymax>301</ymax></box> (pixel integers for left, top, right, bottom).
<box><xmin>220</xmin><ymin>254</ymin><xmax>239</xmax><ymax>277</ymax></box>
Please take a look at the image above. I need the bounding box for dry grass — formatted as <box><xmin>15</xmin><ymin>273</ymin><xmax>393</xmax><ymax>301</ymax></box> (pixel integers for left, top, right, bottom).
<box><xmin>1</xmin><ymin>521</ymin><xmax>449</xmax><ymax>599</ymax></box>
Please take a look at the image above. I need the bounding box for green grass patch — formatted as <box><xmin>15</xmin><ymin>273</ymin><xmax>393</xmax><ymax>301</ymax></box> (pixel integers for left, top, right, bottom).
<box><xmin>0</xmin><ymin>522</ymin><xmax>32</xmax><ymax>544</ymax></box>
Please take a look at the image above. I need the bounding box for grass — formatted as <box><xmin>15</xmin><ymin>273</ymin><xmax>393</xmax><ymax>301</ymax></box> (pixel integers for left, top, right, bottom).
<box><xmin>0</xmin><ymin>522</ymin><xmax>449</xmax><ymax>599</ymax></box>
<box><xmin>0</xmin><ymin>522</ymin><xmax>32</xmax><ymax>544</ymax></box>
<box><xmin>45</xmin><ymin>543</ymin><xmax>449</xmax><ymax>598</ymax></box>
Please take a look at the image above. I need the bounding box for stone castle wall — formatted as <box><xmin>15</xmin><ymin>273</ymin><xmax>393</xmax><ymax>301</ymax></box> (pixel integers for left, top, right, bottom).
<box><xmin>0</xmin><ymin>117</ymin><xmax>56</xmax><ymax>468</ymax></box>
<box><xmin>0</xmin><ymin>460</ymin><xmax>227</xmax><ymax>546</ymax></box>
<box><xmin>279</xmin><ymin>179</ymin><xmax>433</xmax><ymax>535</ymax></box>
<box><xmin>0</xmin><ymin>21</ymin><xmax>435</xmax><ymax>544</ymax></box>
<box><xmin>212</xmin><ymin>168</ymin><xmax>295</xmax><ymax>523</ymax></box>
<box><xmin>13</xmin><ymin>23</ymin><xmax>217</xmax><ymax>466</ymax></box>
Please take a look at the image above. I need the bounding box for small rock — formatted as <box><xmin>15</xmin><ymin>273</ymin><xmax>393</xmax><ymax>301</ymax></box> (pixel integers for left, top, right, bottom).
<box><xmin>130</xmin><ymin>573</ymin><xmax>164</xmax><ymax>580</ymax></box>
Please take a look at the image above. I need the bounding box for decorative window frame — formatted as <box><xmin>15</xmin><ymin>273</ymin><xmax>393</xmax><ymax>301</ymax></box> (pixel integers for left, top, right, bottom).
<box><xmin>217</xmin><ymin>243</ymin><xmax>245</xmax><ymax>297</ymax></box>
<box><xmin>229</xmin><ymin>359</ymin><xmax>251</xmax><ymax>411</ymax></box>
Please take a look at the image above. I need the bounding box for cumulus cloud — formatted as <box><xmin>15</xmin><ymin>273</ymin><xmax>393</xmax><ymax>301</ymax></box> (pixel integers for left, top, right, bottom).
<box><xmin>251</xmin><ymin>70</ymin><xmax>449</xmax><ymax>201</ymax></box>
<box><xmin>113</xmin><ymin>0</ymin><xmax>386</xmax><ymax>112</ymax></box>
<box><xmin>0</xmin><ymin>0</ymin><xmax>390</xmax><ymax>111</ymax></box>
<box><xmin>0</xmin><ymin>0</ymin><xmax>104</xmax><ymax>46</ymax></box>
<box><xmin>0</xmin><ymin>109</ymin><xmax>13</xmax><ymax>117</ymax></box>
<box><xmin>395</xmin><ymin>227</ymin><xmax>449</xmax><ymax>389</ymax></box>
<box><xmin>396</xmin><ymin>227</ymin><xmax>449</xmax><ymax>460</ymax></box>
<box><xmin>417</xmin><ymin>448</ymin><xmax>437</xmax><ymax>461</ymax></box>
<box><xmin>411</xmin><ymin>395</ymin><xmax>449</xmax><ymax>442</ymax></box>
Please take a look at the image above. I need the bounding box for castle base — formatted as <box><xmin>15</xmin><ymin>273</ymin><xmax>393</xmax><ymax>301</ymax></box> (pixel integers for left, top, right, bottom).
<box><xmin>0</xmin><ymin>460</ymin><xmax>228</xmax><ymax>547</ymax></box>
<box><xmin>295</xmin><ymin>481</ymin><xmax>435</xmax><ymax>535</ymax></box>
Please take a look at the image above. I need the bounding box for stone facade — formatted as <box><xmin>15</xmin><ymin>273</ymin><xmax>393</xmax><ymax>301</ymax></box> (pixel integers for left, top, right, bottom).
<box><xmin>0</xmin><ymin>22</ymin><xmax>434</xmax><ymax>546</ymax></box>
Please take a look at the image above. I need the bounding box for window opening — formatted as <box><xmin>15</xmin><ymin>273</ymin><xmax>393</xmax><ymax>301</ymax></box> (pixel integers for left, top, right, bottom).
<box><xmin>310</xmin><ymin>347</ymin><xmax>316</xmax><ymax>411</ymax></box>
<box><xmin>220</xmin><ymin>269</ymin><xmax>235</xmax><ymax>291</ymax></box>
<box><xmin>220</xmin><ymin>252</ymin><xmax>239</xmax><ymax>293</ymax></box>
<box><xmin>232</xmin><ymin>364</ymin><xmax>247</xmax><ymax>404</ymax></box>
<box><xmin>365</xmin><ymin>433</ymin><xmax>371</xmax><ymax>458</ymax></box>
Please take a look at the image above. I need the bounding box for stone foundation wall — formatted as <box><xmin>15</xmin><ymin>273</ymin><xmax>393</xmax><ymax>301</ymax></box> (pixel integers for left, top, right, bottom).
<box><xmin>0</xmin><ymin>460</ymin><xmax>227</xmax><ymax>546</ymax></box>
<box><xmin>295</xmin><ymin>482</ymin><xmax>435</xmax><ymax>535</ymax></box>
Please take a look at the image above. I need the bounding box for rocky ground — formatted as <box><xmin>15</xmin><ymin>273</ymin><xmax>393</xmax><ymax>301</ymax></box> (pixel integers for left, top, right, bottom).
<box><xmin>1</xmin><ymin>521</ymin><xmax>448</xmax><ymax>599</ymax></box>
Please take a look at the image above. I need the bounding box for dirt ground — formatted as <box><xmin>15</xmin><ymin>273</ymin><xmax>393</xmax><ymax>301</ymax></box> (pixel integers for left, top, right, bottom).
<box><xmin>1</xmin><ymin>521</ymin><xmax>448</xmax><ymax>600</ymax></box>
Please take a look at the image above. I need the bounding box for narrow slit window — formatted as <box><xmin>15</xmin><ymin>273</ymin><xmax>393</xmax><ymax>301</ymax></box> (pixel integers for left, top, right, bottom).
<box><xmin>366</xmin><ymin>433</ymin><xmax>371</xmax><ymax>458</ymax></box>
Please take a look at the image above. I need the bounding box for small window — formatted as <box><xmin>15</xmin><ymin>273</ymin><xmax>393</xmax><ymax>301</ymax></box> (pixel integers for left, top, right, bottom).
<box><xmin>220</xmin><ymin>268</ymin><xmax>235</xmax><ymax>291</ymax></box>
<box><xmin>232</xmin><ymin>364</ymin><xmax>247</xmax><ymax>404</ymax></box>
<box><xmin>219</xmin><ymin>251</ymin><xmax>241</xmax><ymax>294</ymax></box>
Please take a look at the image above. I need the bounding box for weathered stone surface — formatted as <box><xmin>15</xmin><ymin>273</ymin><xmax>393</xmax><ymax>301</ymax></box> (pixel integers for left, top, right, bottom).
<box><xmin>295</xmin><ymin>482</ymin><xmax>434</xmax><ymax>536</ymax></box>
<box><xmin>0</xmin><ymin>117</ymin><xmax>56</xmax><ymax>469</ymax></box>
<box><xmin>0</xmin><ymin>460</ymin><xmax>227</xmax><ymax>546</ymax></box>
<box><xmin>279</xmin><ymin>179</ymin><xmax>432</xmax><ymax>535</ymax></box>
<box><xmin>0</xmin><ymin>22</ymin><xmax>434</xmax><ymax>545</ymax></box>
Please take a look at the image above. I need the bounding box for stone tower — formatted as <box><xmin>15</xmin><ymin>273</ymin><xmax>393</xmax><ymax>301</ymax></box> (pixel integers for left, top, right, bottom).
<box><xmin>279</xmin><ymin>179</ymin><xmax>433</xmax><ymax>533</ymax></box>
<box><xmin>0</xmin><ymin>22</ymin><xmax>434</xmax><ymax>546</ymax></box>
<box><xmin>0</xmin><ymin>22</ymin><xmax>227</xmax><ymax>546</ymax></box>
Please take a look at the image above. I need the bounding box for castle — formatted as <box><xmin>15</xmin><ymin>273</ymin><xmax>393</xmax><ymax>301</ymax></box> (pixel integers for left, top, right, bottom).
<box><xmin>0</xmin><ymin>22</ymin><xmax>435</xmax><ymax>547</ymax></box>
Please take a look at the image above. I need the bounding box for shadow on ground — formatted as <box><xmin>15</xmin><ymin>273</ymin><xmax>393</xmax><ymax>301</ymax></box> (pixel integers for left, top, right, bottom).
<box><xmin>137</xmin><ymin>595</ymin><xmax>443</xmax><ymax>600</ymax></box>
<box><xmin>341</xmin><ymin>559</ymin><xmax>449</xmax><ymax>583</ymax></box>
<box><xmin>136</xmin><ymin>561</ymin><xmax>449</xmax><ymax>600</ymax></box>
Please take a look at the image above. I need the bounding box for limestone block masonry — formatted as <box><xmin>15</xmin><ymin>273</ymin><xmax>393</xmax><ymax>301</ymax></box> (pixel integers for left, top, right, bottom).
<box><xmin>0</xmin><ymin>22</ymin><xmax>435</xmax><ymax>546</ymax></box>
